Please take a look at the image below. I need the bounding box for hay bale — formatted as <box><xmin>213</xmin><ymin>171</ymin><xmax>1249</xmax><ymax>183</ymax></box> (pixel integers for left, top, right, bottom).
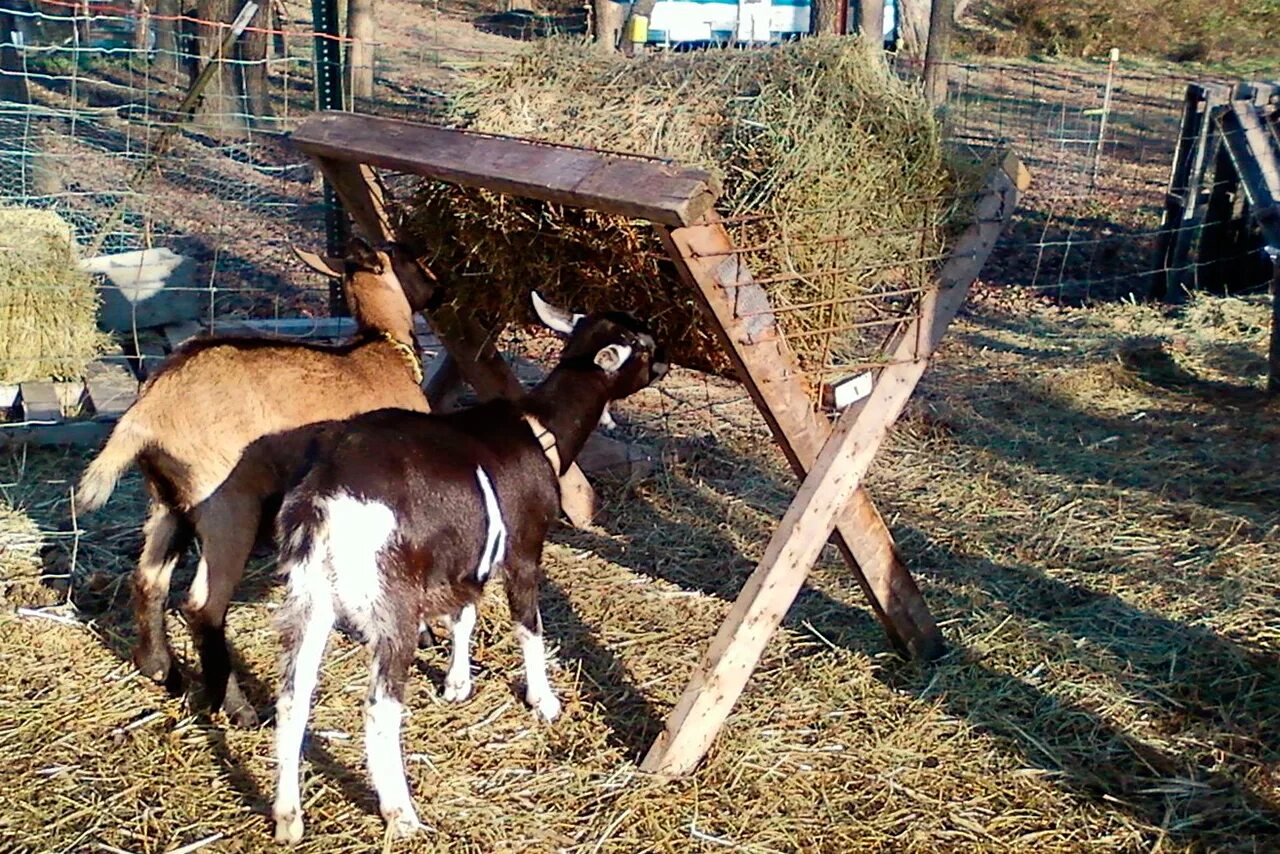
<box><xmin>0</xmin><ymin>499</ymin><xmax>42</xmax><ymax>584</ymax></box>
<box><xmin>401</xmin><ymin>37</ymin><xmax>962</xmax><ymax>377</ymax></box>
<box><xmin>0</xmin><ymin>208</ymin><xmax>108</xmax><ymax>384</ymax></box>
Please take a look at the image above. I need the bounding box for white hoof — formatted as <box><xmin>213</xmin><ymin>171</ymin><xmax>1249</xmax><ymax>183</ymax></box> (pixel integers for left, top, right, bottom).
<box><xmin>273</xmin><ymin>809</ymin><xmax>304</xmax><ymax>845</ymax></box>
<box><xmin>383</xmin><ymin>806</ymin><xmax>422</xmax><ymax>838</ymax></box>
<box><xmin>528</xmin><ymin>690</ymin><xmax>561</xmax><ymax>723</ymax></box>
<box><xmin>442</xmin><ymin>674</ymin><xmax>473</xmax><ymax>703</ymax></box>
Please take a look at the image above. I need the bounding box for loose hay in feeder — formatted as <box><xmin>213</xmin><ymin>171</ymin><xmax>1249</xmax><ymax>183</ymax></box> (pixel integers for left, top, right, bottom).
<box><xmin>0</xmin><ymin>208</ymin><xmax>108</xmax><ymax>385</ymax></box>
<box><xmin>402</xmin><ymin>37</ymin><xmax>963</xmax><ymax>379</ymax></box>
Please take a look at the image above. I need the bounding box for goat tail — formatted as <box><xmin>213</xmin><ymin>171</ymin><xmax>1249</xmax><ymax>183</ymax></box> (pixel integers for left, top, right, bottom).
<box><xmin>76</xmin><ymin>418</ymin><xmax>147</xmax><ymax>514</ymax></box>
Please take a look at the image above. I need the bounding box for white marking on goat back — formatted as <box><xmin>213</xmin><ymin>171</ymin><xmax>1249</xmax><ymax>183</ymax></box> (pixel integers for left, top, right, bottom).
<box><xmin>474</xmin><ymin>467</ymin><xmax>507</xmax><ymax>582</ymax></box>
<box><xmin>322</xmin><ymin>492</ymin><xmax>397</xmax><ymax>630</ymax></box>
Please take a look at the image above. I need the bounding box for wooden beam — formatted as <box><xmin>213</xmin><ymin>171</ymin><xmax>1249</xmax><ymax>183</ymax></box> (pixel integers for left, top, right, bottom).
<box><xmin>641</xmin><ymin>155</ymin><xmax>1028</xmax><ymax>777</ymax></box>
<box><xmin>313</xmin><ymin>156</ymin><xmax>599</xmax><ymax>528</ymax></box>
<box><xmin>655</xmin><ymin>226</ymin><xmax>947</xmax><ymax>660</ymax></box>
<box><xmin>84</xmin><ymin>358</ymin><xmax>139</xmax><ymax>420</ymax></box>
<box><xmin>1217</xmin><ymin>101</ymin><xmax>1280</xmax><ymax>249</ymax></box>
<box><xmin>18</xmin><ymin>382</ymin><xmax>62</xmax><ymax>423</ymax></box>
<box><xmin>291</xmin><ymin>113</ymin><xmax>721</xmax><ymax>227</ymax></box>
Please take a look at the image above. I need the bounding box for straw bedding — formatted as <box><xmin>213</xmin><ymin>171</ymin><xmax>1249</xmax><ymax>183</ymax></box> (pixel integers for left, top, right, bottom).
<box><xmin>0</xmin><ymin>291</ymin><xmax>1277</xmax><ymax>851</ymax></box>
<box><xmin>401</xmin><ymin>37</ymin><xmax>958</xmax><ymax>377</ymax></box>
<box><xmin>0</xmin><ymin>208</ymin><xmax>108</xmax><ymax>385</ymax></box>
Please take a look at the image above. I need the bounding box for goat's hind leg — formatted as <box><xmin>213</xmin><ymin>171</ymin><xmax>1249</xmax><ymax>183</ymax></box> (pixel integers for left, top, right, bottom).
<box><xmin>442</xmin><ymin>602</ymin><xmax>476</xmax><ymax>702</ymax></box>
<box><xmin>186</xmin><ymin>497</ymin><xmax>260</xmax><ymax>726</ymax></box>
<box><xmin>365</xmin><ymin>621</ymin><xmax>421</xmax><ymax>837</ymax></box>
<box><xmin>132</xmin><ymin>503</ymin><xmax>192</xmax><ymax>693</ymax></box>
<box><xmin>272</xmin><ymin>593</ymin><xmax>334</xmax><ymax>845</ymax></box>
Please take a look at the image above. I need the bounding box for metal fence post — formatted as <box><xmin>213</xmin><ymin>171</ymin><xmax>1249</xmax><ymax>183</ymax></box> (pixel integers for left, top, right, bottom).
<box><xmin>312</xmin><ymin>0</ymin><xmax>349</xmax><ymax>316</ymax></box>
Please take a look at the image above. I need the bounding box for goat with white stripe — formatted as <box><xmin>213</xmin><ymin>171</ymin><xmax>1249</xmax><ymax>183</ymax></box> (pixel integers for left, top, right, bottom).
<box><xmin>270</xmin><ymin>295</ymin><xmax>667</xmax><ymax>843</ymax></box>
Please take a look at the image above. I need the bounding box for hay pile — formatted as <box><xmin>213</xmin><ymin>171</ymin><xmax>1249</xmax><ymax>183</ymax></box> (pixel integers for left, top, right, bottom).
<box><xmin>402</xmin><ymin>37</ymin><xmax>959</xmax><ymax>377</ymax></box>
<box><xmin>0</xmin><ymin>497</ymin><xmax>43</xmax><ymax>607</ymax></box>
<box><xmin>0</xmin><ymin>208</ymin><xmax>107</xmax><ymax>384</ymax></box>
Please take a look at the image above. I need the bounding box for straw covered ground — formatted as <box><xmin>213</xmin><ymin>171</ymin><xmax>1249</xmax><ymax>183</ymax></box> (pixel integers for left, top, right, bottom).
<box><xmin>0</xmin><ymin>208</ymin><xmax>108</xmax><ymax>385</ymax></box>
<box><xmin>0</xmin><ymin>285</ymin><xmax>1277</xmax><ymax>852</ymax></box>
<box><xmin>401</xmin><ymin>37</ymin><xmax>961</xmax><ymax>378</ymax></box>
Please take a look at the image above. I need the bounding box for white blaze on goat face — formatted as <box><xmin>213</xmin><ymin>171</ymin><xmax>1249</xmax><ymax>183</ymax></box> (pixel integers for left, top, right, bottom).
<box><xmin>474</xmin><ymin>467</ymin><xmax>507</xmax><ymax>582</ymax></box>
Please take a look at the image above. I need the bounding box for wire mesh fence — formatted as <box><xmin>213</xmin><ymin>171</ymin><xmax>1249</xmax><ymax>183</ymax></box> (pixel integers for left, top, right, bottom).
<box><xmin>0</xmin><ymin>0</ymin><xmax>1274</xmax><ymax>411</ymax></box>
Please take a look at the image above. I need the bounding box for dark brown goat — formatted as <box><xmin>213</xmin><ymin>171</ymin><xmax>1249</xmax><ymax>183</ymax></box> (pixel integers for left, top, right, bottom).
<box><xmin>76</xmin><ymin>239</ymin><xmax>435</xmax><ymax>725</ymax></box>
<box><xmin>270</xmin><ymin>296</ymin><xmax>667</xmax><ymax>843</ymax></box>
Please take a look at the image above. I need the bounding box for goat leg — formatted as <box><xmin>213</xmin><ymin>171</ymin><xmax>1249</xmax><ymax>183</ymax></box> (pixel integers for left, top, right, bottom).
<box><xmin>365</xmin><ymin>625</ymin><xmax>421</xmax><ymax>838</ymax></box>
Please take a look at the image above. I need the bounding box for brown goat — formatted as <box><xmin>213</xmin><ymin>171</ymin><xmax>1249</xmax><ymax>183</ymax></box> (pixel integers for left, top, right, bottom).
<box><xmin>76</xmin><ymin>239</ymin><xmax>435</xmax><ymax>725</ymax></box>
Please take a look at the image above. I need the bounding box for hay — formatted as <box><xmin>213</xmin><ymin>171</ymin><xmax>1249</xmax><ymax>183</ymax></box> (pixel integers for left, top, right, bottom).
<box><xmin>402</xmin><ymin>37</ymin><xmax>961</xmax><ymax>377</ymax></box>
<box><xmin>0</xmin><ymin>208</ymin><xmax>108</xmax><ymax>384</ymax></box>
<box><xmin>0</xmin><ymin>499</ymin><xmax>42</xmax><ymax>584</ymax></box>
<box><xmin>2</xmin><ymin>291</ymin><xmax>1280</xmax><ymax>849</ymax></box>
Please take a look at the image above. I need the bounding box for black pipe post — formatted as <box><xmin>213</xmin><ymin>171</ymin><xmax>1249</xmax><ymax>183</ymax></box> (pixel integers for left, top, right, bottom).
<box><xmin>312</xmin><ymin>0</ymin><xmax>349</xmax><ymax>316</ymax></box>
<box><xmin>1267</xmin><ymin>245</ymin><xmax>1280</xmax><ymax>396</ymax></box>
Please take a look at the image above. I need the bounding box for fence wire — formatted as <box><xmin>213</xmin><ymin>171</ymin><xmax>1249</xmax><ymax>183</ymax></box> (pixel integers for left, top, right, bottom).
<box><xmin>0</xmin><ymin>4</ymin><xmax>1275</xmax><ymax>403</ymax></box>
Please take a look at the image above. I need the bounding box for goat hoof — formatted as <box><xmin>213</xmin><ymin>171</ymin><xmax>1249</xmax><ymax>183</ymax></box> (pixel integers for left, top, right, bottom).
<box><xmin>442</xmin><ymin>675</ymin><xmax>473</xmax><ymax>703</ymax></box>
<box><xmin>528</xmin><ymin>691</ymin><xmax>561</xmax><ymax>723</ymax></box>
<box><xmin>133</xmin><ymin>647</ymin><xmax>177</xmax><ymax>687</ymax></box>
<box><xmin>226</xmin><ymin>702</ymin><xmax>260</xmax><ymax>728</ymax></box>
<box><xmin>273</xmin><ymin>809</ymin><xmax>304</xmax><ymax>844</ymax></box>
<box><xmin>382</xmin><ymin>807</ymin><xmax>422</xmax><ymax>838</ymax></box>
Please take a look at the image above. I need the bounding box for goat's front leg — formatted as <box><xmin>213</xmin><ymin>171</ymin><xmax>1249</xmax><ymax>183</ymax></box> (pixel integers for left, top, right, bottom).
<box><xmin>505</xmin><ymin>560</ymin><xmax>560</xmax><ymax>722</ymax></box>
<box><xmin>365</xmin><ymin>625</ymin><xmax>421</xmax><ymax>838</ymax></box>
<box><xmin>442</xmin><ymin>603</ymin><xmax>476</xmax><ymax>702</ymax></box>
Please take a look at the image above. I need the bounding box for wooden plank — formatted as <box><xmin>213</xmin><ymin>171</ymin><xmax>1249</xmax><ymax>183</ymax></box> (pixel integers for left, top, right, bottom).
<box><xmin>656</xmin><ymin>238</ymin><xmax>932</xmax><ymax>659</ymax></box>
<box><xmin>291</xmin><ymin>113</ymin><xmax>721</xmax><ymax>227</ymax></box>
<box><xmin>210</xmin><ymin>315</ymin><xmax>434</xmax><ymax>339</ymax></box>
<box><xmin>164</xmin><ymin>320</ymin><xmax>203</xmax><ymax>352</ymax></box>
<box><xmin>84</xmin><ymin>358</ymin><xmax>139</xmax><ymax>420</ymax></box>
<box><xmin>313</xmin><ymin>153</ymin><xmax>600</xmax><ymax>528</ymax></box>
<box><xmin>1218</xmin><ymin>101</ymin><xmax>1280</xmax><ymax>249</ymax></box>
<box><xmin>0</xmin><ymin>420</ymin><xmax>113</xmax><ymax>448</ymax></box>
<box><xmin>18</xmin><ymin>382</ymin><xmax>62</xmax><ymax>423</ymax></box>
<box><xmin>641</xmin><ymin>158</ymin><xmax>1026</xmax><ymax>778</ymax></box>
<box><xmin>1150</xmin><ymin>86</ymin><xmax>1205</xmax><ymax>300</ymax></box>
<box><xmin>134</xmin><ymin>336</ymin><xmax>168</xmax><ymax>380</ymax></box>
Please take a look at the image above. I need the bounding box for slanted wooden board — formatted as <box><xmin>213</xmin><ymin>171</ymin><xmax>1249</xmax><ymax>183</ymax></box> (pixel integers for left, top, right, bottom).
<box><xmin>292</xmin><ymin>113</ymin><xmax>721</xmax><ymax>227</ymax></box>
<box><xmin>1218</xmin><ymin>100</ymin><xmax>1280</xmax><ymax>247</ymax></box>
<box><xmin>641</xmin><ymin>155</ymin><xmax>1029</xmax><ymax>777</ymax></box>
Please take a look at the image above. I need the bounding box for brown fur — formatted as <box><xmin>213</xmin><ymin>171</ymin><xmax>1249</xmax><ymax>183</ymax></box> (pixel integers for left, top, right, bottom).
<box><xmin>76</xmin><ymin>239</ymin><xmax>434</xmax><ymax>725</ymax></box>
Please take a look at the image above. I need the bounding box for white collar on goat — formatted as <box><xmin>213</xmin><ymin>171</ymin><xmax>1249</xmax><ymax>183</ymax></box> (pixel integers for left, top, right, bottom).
<box><xmin>522</xmin><ymin>414</ymin><xmax>561</xmax><ymax>475</ymax></box>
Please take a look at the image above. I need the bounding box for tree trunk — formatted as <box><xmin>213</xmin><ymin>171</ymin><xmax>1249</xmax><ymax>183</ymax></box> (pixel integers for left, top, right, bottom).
<box><xmin>149</xmin><ymin>0</ymin><xmax>182</xmax><ymax>83</ymax></box>
<box><xmin>346</xmin><ymin>0</ymin><xmax>374</xmax><ymax>101</ymax></box>
<box><xmin>898</xmin><ymin>0</ymin><xmax>930</xmax><ymax>57</ymax></box>
<box><xmin>811</xmin><ymin>0</ymin><xmax>841</xmax><ymax>34</ymax></box>
<box><xmin>923</xmin><ymin>0</ymin><xmax>953</xmax><ymax>106</ymax></box>
<box><xmin>593</xmin><ymin>0</ymin><xmax>624</xmax><ymax>51</ymax></box>
<box><xmin>194</xmin><ymin>0</ymin><xmax>246</xmax><ymax>130</ymax></box>
<box><xmin>239</xmin><ymin>0</ymin><xmax>273</xmax><ymax>122</ymax></box>
<box><xmin>859</xmin><ymin>0</ymin><xmax>884</xmax><ymax>44</ymax></box>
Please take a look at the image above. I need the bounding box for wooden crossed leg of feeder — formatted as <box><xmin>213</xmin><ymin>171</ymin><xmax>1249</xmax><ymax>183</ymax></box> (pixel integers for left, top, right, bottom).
<box><xmin>290</xmin><ymin>113</ymin><xmax>1027</xmax><ymax>777</ymax></box>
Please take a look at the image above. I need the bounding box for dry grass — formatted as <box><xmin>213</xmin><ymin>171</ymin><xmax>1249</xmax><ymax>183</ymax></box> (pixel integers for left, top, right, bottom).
<box><xmin>1</xmin><ymin>290</ymin><xmax>1279</xmax><ymax>852</ymax></box>
<box><xmin>0</xmin><ymin>209</ymin><xmax>109</xmax><ymax>385</ymax></box>
<box><xmin>401</xmin><ymin>37</ymin><xmax>962</xmax><ymax>378</ymax></box>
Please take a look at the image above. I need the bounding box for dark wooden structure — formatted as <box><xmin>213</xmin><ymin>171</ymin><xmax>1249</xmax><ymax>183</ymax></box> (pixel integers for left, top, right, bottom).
<box><xmin>1150</xmin><ymin>81</ymin><xmax>1280</xmax><ymax>393</ymax></box>
<box><xmin>289</xmin><ymin>112</ymin><xmax>1028</xmax><ymax>776</ymax></box>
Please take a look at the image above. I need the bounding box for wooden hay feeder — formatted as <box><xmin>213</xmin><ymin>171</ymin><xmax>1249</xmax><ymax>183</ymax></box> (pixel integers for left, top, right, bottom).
<box><xmin>291</xmin><ymin>113</ymin><xmax>1030</xmax><ymax>777</ymax></box>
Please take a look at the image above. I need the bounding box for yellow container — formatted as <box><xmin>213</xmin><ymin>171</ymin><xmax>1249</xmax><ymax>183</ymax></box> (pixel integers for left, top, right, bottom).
<box><xmin>626</xmin><ymin>13</ymin><xmax>649</xmax><ymax>44</ymax></box>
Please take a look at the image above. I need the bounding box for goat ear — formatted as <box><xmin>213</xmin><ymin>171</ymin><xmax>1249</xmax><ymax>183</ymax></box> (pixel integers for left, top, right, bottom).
<box><xmin>292</xmin><ymin>246</ymin><xmax>344</xmax><ymax>278</ymax></box>
<box><xmin>531</xmin><ymin>290</ymin><xmax>583</xmax><ymax>337</ymax></box>
<box><xmin>593</xmin><ymin>343</ymin><xmax>633</xmax><ymax>373</ymax></box>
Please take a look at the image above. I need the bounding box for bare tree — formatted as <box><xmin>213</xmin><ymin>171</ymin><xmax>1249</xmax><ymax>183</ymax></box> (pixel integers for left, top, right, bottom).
<box><xmin>898</xmin><ymin>0</ymin><xmax>930</xmax><ymax>56</ymax></box>
<box><xmin>192</xmin><ymin>0</ymin><xmax>271</xmax><ymax>130</ymax></box>
<box><xmin>593</xmin><ymin>0</ymin><xmax>625</xmax><ymax>51</ymax></box>
<box><xmin>923</xmin><ymin>0</ymin><xmax>953</xmax><ymax>105</ymax></box>
<box><xmin>346</xmin><ymin>0</ymin><xmax>374</xmax><ymax>99</ymax></box>
<box><xmin>619</xmin><ymin>0</ymin><xmax>656</xmax><ymax>54</ymax></box>
<box><xmin>859</xmin><ymin>0</ymin><xmax>883</xmax><ymax>43</ymax></box>
<box><xmin>811</xmin><ymin>0</ymin><xmax>842</xmax><ymax>34</ymax></box>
